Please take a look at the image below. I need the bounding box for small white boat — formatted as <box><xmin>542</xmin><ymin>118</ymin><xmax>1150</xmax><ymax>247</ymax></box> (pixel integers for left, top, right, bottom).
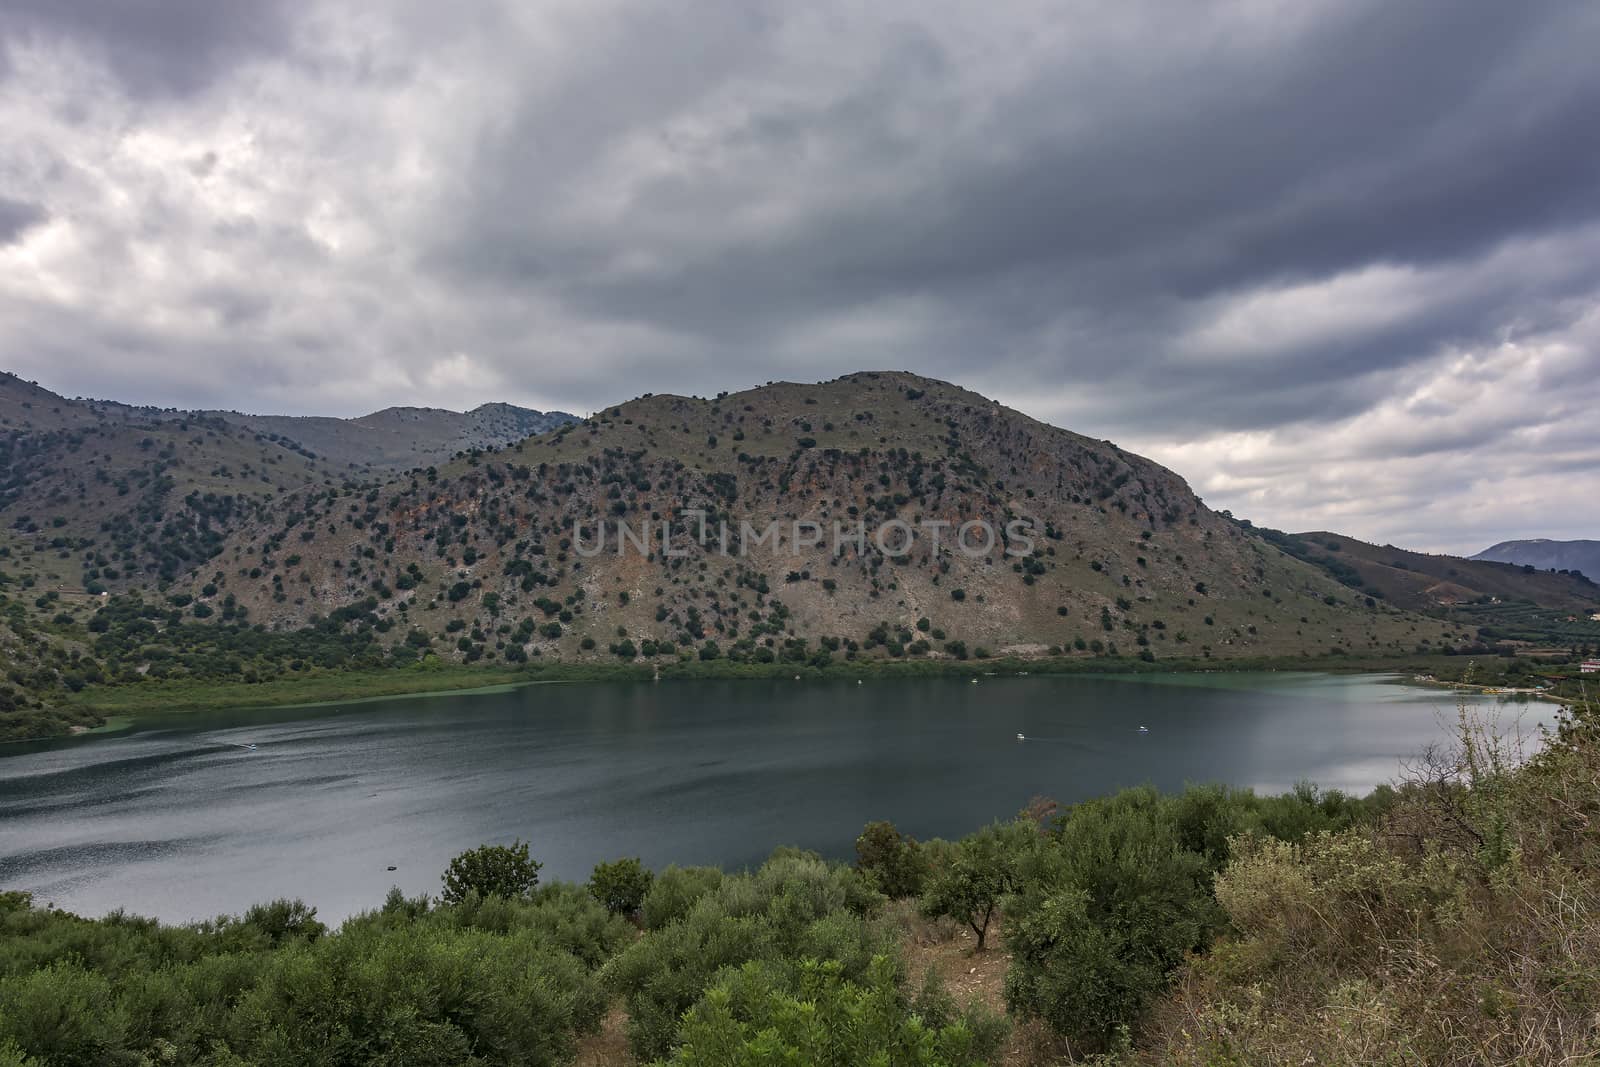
<box><xmin>1016</xmin><ymin>732</ymin><xmax>1025</xmax><ymax>741</ymax></box>
<box><xmin>1137</xmin><ymin>726</ymin><xmax>1149</xmax><ymax>734</ymax></box>
<box><xmin>231</xmin><ymin>742</ymin><xmax>258</xmax><ymax>752</ymax></box>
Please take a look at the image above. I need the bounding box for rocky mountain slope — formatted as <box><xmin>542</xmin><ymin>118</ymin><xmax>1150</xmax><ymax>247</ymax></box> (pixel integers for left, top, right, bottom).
<box><xmin>191</xmin><ymin>372</ymin><xmax>1466</xmax><ymax>665</ymax></box>
<box><xmin>0</xmin><ymin>372</ymin><xmax>577</xmax><ymax>595</ymax></box>
<box><xmin>1</xmin><ymin>372</ymin><xmax>338</xmax><ymax>596</ymax></box>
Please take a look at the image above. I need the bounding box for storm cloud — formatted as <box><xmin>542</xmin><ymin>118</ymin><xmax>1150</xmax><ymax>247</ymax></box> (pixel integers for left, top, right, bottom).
<box><xmin>1</xmin><ymin>0</ymin><xmax>1597</xmax><ymax>552</ymax></box>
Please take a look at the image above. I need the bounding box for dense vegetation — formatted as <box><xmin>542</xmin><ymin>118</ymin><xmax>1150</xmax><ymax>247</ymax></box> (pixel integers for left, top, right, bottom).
<box><xmin>6</xmin><ymin>686</ymin><xmax>1593</xmax><ymax>1064</ymax></box>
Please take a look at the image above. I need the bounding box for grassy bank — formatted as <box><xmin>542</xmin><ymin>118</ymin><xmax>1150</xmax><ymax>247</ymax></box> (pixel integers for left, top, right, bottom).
<box><xmin>52</xmin><ymin>650</ymin><xmax>1423</xmax><ymax>719</ymax></box>
<box><xmin>60</xmin><ymin>662</ymin><xmax>654</xmax><ymax>718</ymax></box>
<box><xmin>31</xmin><ymin>647</ymin><xmax>1578</xmax><ymax>741</ymax></box>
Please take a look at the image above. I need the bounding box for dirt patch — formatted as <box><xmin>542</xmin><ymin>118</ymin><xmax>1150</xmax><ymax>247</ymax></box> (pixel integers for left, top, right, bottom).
<box><xmin>885</xmin><ymin>900</ymin><xmax>1065</xmax><ymax>1066</ymax></box>
<box><xmin>575</xmin><ymin>1004</ymin><xmax>632</xmax><ymax>1067</ymax></box>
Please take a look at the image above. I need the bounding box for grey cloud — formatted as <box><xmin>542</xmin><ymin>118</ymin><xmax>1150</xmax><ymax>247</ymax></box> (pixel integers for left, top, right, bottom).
<box><xmin>0</xmin><ymin>0</ymin><xmax>1597</xmax><ymax>551</ymax></box>
<box><xmin>0</xmin><ymin>196</ymin><xmax>45</xmax><ymax>244</ymax></box>
<box><xmin>0</xmin><ymin>0</ymin><xmax>295</xmax><ymax>98</ymax></box>
<box><xmin>419</xmin><ymin>0</ymin><xmax>1600</xmax><ymax>443</ymax></box>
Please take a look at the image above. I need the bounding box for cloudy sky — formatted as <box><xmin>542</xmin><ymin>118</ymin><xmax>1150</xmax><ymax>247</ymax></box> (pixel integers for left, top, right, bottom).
<box><xmin>2</xmin><ymin>0</ymin><xmax>1598</xmax><ymax>553</ymax></box>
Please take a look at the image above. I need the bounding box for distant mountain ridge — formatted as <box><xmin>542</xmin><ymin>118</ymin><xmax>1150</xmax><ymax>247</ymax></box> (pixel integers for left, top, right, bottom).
<box><xmin>1273</xmin><ymin>529</ymin><xmax>1598</xmax><ymax>611</ymax></box>
<box><xmin>211</xmin><ymin>401</ymin><xmax>578</xmax><ymax>472</ymax></box>
<box><xmin>0</xmin><ymin>371</ymin><xmax>577</xmax><ymax>474</ymax></box>
<box><xmin>1473</xmin><ymin>539</ymin><xmax>1600</xmax><ymax>580</ymax></box>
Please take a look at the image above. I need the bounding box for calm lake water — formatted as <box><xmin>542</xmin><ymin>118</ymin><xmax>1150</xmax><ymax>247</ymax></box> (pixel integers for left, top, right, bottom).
<box><xmin>0</xmin><ymin>673</ymin><xmax>1559</xmax><ymax>923</ymax></box>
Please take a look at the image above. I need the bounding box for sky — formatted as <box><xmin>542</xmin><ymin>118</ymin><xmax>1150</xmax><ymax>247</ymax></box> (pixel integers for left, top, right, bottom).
<box><xmin>1</xmin><ymin>0</ymin><xmax>1597</xmax><ymax>555</ymax></box>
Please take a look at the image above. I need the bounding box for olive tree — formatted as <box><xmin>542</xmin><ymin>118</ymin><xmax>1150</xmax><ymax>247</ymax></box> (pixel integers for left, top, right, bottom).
<box><xmin>440</xmin><ymin>840</ymin><xmax>541</xmax><ymax>904</ymax></box>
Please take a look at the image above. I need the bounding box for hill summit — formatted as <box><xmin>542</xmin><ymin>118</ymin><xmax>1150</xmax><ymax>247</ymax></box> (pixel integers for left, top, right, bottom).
<box><xmin>195</xmin><ymin>371</ymin><xmax>1463</xmax><ymax>664</ymax></box>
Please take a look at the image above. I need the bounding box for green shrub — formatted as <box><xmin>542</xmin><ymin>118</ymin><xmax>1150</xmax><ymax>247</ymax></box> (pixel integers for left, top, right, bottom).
<box><xmin>0</xmin><ymin>963</ymin><xmax>123</xmax><ymax>1067</ymax></box>
<box><xmin>433</xmin><ymin>882</ymin><xmax>634</xmax><ymax>970</ymax></box>
<box><xmin>0</xmin><ymin>889</ymin><xmax>610</xmax><ymax>1067</ymax></box>
<box><xmin>639</xmin><ymin>865</ymin><xmax>725</xmax><ymax>930</ymax></box>
<box><xmin>1004</xmin><ymin>788</ymin><xmax>1220</xmax><ymax>1051</ymax></box>
<box><xmin>664</xmin><ymin>956</ymin><xmax>1004</xmax><ymax>1067</ymax></box>
<box><xmin>588</xmin><ymin>858</ymin><xmax>654</xmax><ymax>917</ymax></box>
<box><xmin>855</xmin><ymin>820</ymin><xmax>928</xmax><ymax>899</ymax></box>
<box><xmin>439</xmin><ymin>841</ymin><xmax>540</xmax><ymax>904</ymax></box>
<box><xmin>919</xmin><ymin>821</ymin><xmax>1033</xmax><ymax>949</ymax></box>
<box><xmin>604</xmin><ymin>852</ymin><xmax>888</xmax><ymax>1060</ymax></box>
<box><xmin>223</xmin><ymin>920</ymin><xmax>599</xmax><ymax>1065</ymax></box>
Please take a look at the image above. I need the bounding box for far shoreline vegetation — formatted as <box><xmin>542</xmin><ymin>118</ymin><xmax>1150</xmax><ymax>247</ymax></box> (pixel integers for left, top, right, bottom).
<box><xmin>6</xmin><ymin>646</ymin><xmax>1583</xmax><ymax>744</ymax></box>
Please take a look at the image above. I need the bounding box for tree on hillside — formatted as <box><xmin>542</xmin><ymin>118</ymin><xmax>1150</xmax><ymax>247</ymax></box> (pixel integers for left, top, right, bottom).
<box><xmin>589</xmin><ymin>857</ymin><xmax>653</xmax><ymax>917</ymax></box>
<box><xmin>854</xmin><ymin>821</ymin><xmax>927</xmax><ymax>899</ymax></box>
<box><xmin>440</xmin><ymin>840</ymin><xmax>540</xmax><ymax>904</ymax></box>
<box><xmin>920</xmin><ymin>821</ymin><xmax>1033</xmax><ymax>949</ymax></box>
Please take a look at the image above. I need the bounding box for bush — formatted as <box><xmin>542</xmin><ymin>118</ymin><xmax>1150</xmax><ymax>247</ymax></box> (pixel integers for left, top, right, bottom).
<box><xmin>224</xmin><ymin>919</ymin><xmax>600</xmax><ymax>1065</ymax></box>
<box><xmin>604</xmin><ymin>852</ymin><xmax>887</xmax><ymax>1060</ymax></box>
<box><xmin>588</xmin><ymin>858</ymin><xmax>653</xmax><ymax>918</ymax></box>
<box><xmin>1003</xmin><ymin>788</ymin><xmax>1220</xmax><ymax>1051</ymax></box>
<box><xmin>0</xmin><ymin>963</ymin><xmax>121</xmax><ymax>1067</ymax></box>
<box><xmin>433</xmin><ymin>882</ymin><xmax>634</xmax><ymax>970</ymax></box>
<box><xmin>0</xmin><ymin>888</ymin><xmax>611</xmax><ymax>1067</ymax></box>
<box><xmin>439</xmin><ymin>841</ymin><xmax>540</xmax><ymax>905</ymax></box>
<box><xmin>854</xmin><ymin>821</ymin><xmax>928</xmax><ymax>899</ymax></box>
<box><xmin>639</xmin><ymin>865</ymin><xmax>725</xmax><ymax>930</ymax></box>
<box><xmin>920</xmin><ymin>821</ymin><xmax>1033</xmax><ymax>949</ymax></box>
<box><xmin>664</xmin><ymin>956</ymin><xmax>1004</xmax><ymax>1067</ymax></box>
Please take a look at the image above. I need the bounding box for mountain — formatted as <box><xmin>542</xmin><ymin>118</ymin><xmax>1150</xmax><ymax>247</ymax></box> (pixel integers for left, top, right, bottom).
<box><xmin>43</xmin><ymin>369</ymin><xmax>1600</xmax><ymax>741</ymax></box>
<box><xmin>1261</xmin><ymin>529</ymin><xmax>1600</xmax><ymax>613</ymax></box>
<box><xmin>1473</xmin><ymin>539</ymin><xmax>1600</xmax><ymax>581</ymax></box>
<box><xmin>205</xmin><ymin>402</ymin><xmax>578</xmax><ymax>473</ymax></box>
<box><xmin>1</xmin><ymin>372</ymin><xmax>335</xmax><ymax>594</ymax></box>
<box><xmin>189</xmin><ymin>372</ymin><xmax>1464</xmax><ymax>664</ymax></box>
<box><xmin>0</xmin><ymin>372</ymin><xmax>577</xmax><ymax>593</ymax></box>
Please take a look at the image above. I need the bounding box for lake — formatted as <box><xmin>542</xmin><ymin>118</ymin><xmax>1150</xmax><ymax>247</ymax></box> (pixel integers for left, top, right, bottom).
<box><xmin>0</xmin><ymin>672</ymin><xmax>1559</xmax><ymax>924</ymax></box>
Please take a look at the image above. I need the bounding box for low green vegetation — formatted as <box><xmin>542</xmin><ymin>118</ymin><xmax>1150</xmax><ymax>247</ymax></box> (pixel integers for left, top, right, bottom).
<box><xmin>0</xmin><ymin>883</ymin><xmax>628</xmax><ymax>1067</ymax></box>
<box><xmin>587</xmin><ymin>858</ymin><xmax>653</xmax><ymax>918</ymax></box>
<box><xmin>11</xmin><ymin>641</ymin><xmax>1582</xmax><ymax>745</ymax></box>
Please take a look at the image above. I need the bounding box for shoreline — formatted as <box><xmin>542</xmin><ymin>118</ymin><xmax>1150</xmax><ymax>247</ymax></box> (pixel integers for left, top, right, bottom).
<box><xmin>15</xmin><ymin>650</ymin><xmax>1571</xmax><ymax>744</ymax></box>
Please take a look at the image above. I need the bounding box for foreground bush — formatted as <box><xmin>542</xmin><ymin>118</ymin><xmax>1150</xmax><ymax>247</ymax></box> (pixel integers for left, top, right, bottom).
<box><xmin>855</xmin><ymin>820</ymin><xmax>929</xmax><ymax>899</ymax></box>
<box><xmin>1134</xmin><ymin>698</ymin><xmax>1600</xmax><ymax>1064</ymax></box>
<box><xmin>639</xmin><ymin>865</ymin><xmax>726</xmax><ymax>930</ymax></box>
<box><xmin>588</xmin><ymin>857</ymin><xmax>653</xmax><ymax>918</ymax></box>
<box><xmin>1004</xmin><ymin>788</ymin><xmax>1219</xmax><ymax>1053</ymax></box>
<box><xmin>0</xmin><ymin>886</ymin><xmax>618</xmax><ymax>1067</ymax></box>
<box><xmin>604</xmin><ymin>850</ymin><xmax>889</xmax><ymax>1060</ymax></box>
<box><xmin>665</xmin><ymin>955</ymin><xmax>1006</xmax><ymax>1067</ymax></box>
<box><xmin>222</xmin><ymin>920</ymin><xmax>599</xmax><ymax>1065</ymax></box>
<box><xmin>997</xmin><ymin>778</ymin><xmax>1394</xmax><ymax>1053</ymax></box>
